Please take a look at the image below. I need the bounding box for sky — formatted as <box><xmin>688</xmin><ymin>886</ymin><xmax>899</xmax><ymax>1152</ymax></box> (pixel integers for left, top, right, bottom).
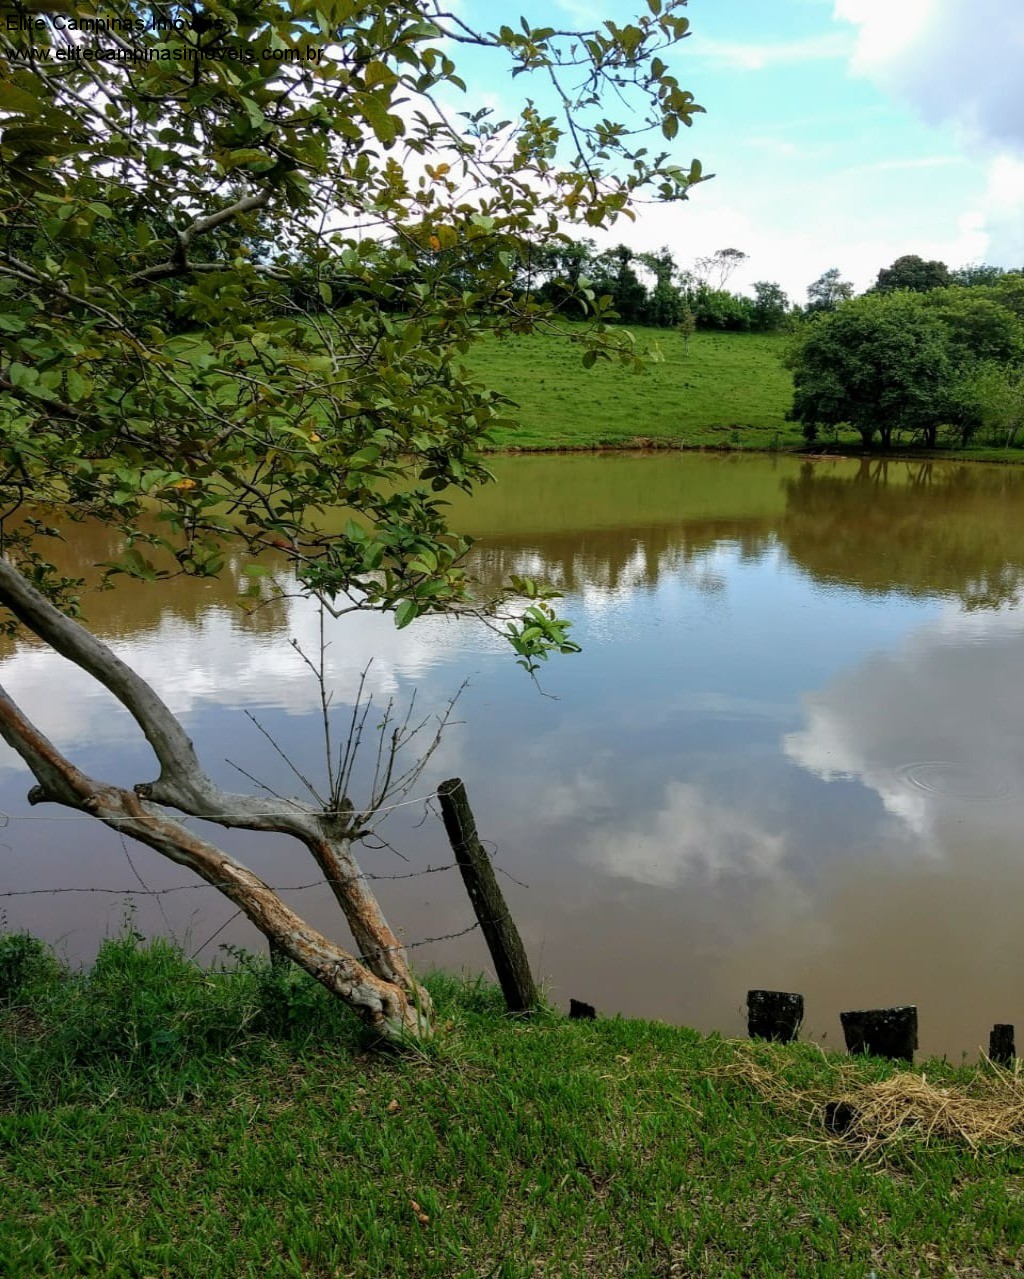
<box><xmin>450</xmin><ymin>0</ymin><xmax>1024</xmax><ymax>304</ymax></box>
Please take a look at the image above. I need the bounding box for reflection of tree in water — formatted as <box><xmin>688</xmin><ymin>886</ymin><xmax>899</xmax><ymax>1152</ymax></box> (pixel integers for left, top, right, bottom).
<box><xmin>0</xmin><ymin>516</ymin><xmax>290</xmax><ymax>656</ymax></box>
<box><xmin>11</xmin><ymin>457</ymin><xmax>1024</xmax><ymax>648</ymax></box>
<box><xmin>468</xmin><ymin>522</ymin><xmax>775</xmax><ymax>598</ymax></box>
<box><xmin>778</xmin><ymin>459</ymin><xmax>1024</xmax><ymax>609</ymax></box>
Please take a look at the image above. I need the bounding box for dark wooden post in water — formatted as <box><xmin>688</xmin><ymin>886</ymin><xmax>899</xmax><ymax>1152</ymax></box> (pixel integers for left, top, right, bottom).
<box><xmin>747</xmin><ymin>990</ymin><xmax>803</xmax><ymax>1043</ymax></box>
<box><xmin>990</xmin><ymin>1024</ymin><xmax>1016</xmax><ymax>1066</ymax></box>
<box><xmin>840</xmin><ymin>1006</ymin><xmax>917</xmax><ymax>1062</ymax></box>
<box><xmin>437</xmin><ymin>777</ymin><xmax>539</xmax><ymax>1015</ymax></box>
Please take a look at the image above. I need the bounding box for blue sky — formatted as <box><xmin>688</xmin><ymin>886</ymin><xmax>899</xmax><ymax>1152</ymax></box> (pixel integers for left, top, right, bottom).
<box><xmin>448</xmin><ymin>0</ymin><xmax>1024</xmax><ymax>303</ymax></box>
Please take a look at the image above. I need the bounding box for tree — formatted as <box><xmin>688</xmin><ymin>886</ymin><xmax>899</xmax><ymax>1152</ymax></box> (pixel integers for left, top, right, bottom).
<box><xmin>532</xmin><ymin>238</ymin><xmax>598</xmax><ymax>313</ymax></box>
<box><xmin>950</xmin><ymin>264</ymin><xmax>1007</xmax><ymax>288</ymax></box>
<box><xmin>687</xmin><ymin>285</ymin><xmax>754</xmax><ymax>330</ymax></box>
<box><xmin>872</xmin><ymin>254</ymin><xmax>951</xmax><ymax>294</ymax></box>
<box><xmin>638</xmin><ymin>246</ymin><xmax>684</xmax><ymax>327</ymax></box>
<box><xmin>692</xmin><ymin>247</ymin><xmax>747</xmax><ymax>291</ymax></box>
<box><xmin>751</xmin><ymin>281</ymin><xmax>790</xmax><ymax>332</ymax></box>
<box><xmin>0</xmin><ymin>0</ymin><xmax>706</xmax><ymax>1043</ymax></box>
<box><xmin>805</xmin><ymin>268</ymin><xmax>854</xmax><ymax>314</ymax></box>
<box><xmin>962</xmin><ymin>363</ymin><xmax>1024</xmax><ymax>448</ymax></box>
<box><xmin>590</xmin><ymin>244</ymin><xmax>650</xmax><ymax>324</ymax></box>
<box><xmin>923</xmin><ymin>286</ymin><xmax>1024</xmax><ymax>364</ymax></box>
<box><xmin>786</xmin><ymin>293</ymin><xmax>955</xmax><ymax>449</ymax></box>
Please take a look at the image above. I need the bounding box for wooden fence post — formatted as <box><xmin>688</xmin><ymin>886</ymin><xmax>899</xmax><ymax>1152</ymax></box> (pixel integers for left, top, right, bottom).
<box><xmin>747</xmin><ymin>990</ymin><xmax>803</xmax><ymax>1043</ymax></box>
<box><xmin>840</xmin><ymin>1006</ymin><xmax>917</xmax><ymax>1062</ymax></box>
<box><xmin>990</xmin><ymin>1024</ymin><xmax>1015</xmax><ymax>1066</ymax></box>
<box><xmin>437</xmin><ymin>777</ymin><xmax>539</xmax><ymax>1015</ymax></box>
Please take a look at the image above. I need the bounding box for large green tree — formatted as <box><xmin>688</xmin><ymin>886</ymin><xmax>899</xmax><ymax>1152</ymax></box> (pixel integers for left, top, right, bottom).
<box><xmin>786</xmin><ymin>293</ymin><xmax>955</xmax><ymax>449</ymax></box>
<box><xmin>0</xmin><ymin>0</ymin><xmax>706</xmax><ymax>1041</ymax></box>
<box><xmin>872</xmin><ymin>254</ymin><xmax>951</xmax><ymax>294</ymax></box>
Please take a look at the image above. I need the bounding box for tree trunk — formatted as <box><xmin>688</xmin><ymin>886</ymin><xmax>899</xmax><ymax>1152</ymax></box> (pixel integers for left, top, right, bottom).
<box><xmin>0</xmin><ymin>558</ymin><xmax>433</xmax><ymax>1045</ymax></box>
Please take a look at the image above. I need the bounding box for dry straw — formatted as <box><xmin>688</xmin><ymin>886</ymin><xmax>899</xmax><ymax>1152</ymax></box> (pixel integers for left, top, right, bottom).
<box><xmin>709</xmin><ymin>1042</ymin><xmax>1024</xmax><ymax>1157</ymax></box>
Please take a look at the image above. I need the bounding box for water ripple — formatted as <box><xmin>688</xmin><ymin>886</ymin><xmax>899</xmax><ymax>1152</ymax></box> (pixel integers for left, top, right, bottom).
<box><xmin>896</xmin><ymin>761</ymin><xmax>1017</xmax><ymax>802</ymax></box>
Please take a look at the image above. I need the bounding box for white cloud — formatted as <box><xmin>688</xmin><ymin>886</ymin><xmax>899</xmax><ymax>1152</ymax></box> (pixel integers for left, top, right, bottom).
<box><xmin>970</xmin><ymin>154</ymin><xmax>1024</xmax><ymax>265</ymax></box>
<box><xmin>836</xmin><ymin>0</ymin><xmax>1024</xmax><ymax>151</ymax></box>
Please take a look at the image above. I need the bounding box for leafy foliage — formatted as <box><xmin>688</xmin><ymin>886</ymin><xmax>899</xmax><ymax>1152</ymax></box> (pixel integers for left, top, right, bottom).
<box><xmin>805</xmin><ymin>267</ymin><xmax>854</xmax><ymax>315</ymax></box>
<box><xmin>872</xmin><ymin>254</ymin><xmax>951</xmax><ymax>294</ymax></box>
<box><xmin>751</xmin><ymin>281</ymin><xmax>791</xmax><ymax>332</ymax></box>
<box><xmin>0</xmin><ymin>0</ymin><xmax>707</xmax><ymax>664</ymax></box>
<box><xmin>923</xmin><ymin>285</ymin><xmax>1024</xmax><ymax>364</ymax></box>
<box><xmin>786</xmin><ymin>293</ymin><xmax>956</xmax><ymax>448</ymax></box>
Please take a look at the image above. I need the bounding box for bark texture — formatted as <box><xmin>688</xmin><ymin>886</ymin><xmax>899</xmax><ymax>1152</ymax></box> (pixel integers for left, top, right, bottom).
<box><xmin>0</xmin><ymin>558</ymin><xmax>433</xmax><ymax>1044</ymax></box>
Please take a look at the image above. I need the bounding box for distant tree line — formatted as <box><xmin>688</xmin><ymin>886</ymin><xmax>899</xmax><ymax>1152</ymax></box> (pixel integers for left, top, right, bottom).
<box><xmin>526</xmin><ymin>242</ymin><xmax>793</xmax><ymax>333</ymax></box>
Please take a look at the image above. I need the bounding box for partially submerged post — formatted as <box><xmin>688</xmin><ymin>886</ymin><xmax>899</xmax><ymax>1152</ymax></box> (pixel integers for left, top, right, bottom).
<box><xmin>990</xmin><ymin>1024</ymin><xmax>1016</xmax><ymax>1066</ymax></box>
<box><xmin>437</xmin><ymin>777</ymin><xmax>539</xmax><ymax>1015</ymax></box>
<box><xmin>840</xmin><ymin>1006</ymin><xmax>918</xmax><ymax>1062</ymax></box>
<box><xmin>747</xmin><ymin>990</ymin><xmax>803</xmax><ymax>1043</ymax></box>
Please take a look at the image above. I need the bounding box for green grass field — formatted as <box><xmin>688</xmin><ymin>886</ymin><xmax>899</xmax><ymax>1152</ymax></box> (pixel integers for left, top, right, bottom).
<box><xmin>464</xmin><ymin>324</ymin><xmax>1024</xmax><ymax>464</ymax></box>
<box><xmin>466</xmin><ymin>326</ymin><xmax>799</xmax><ymax>451</ymax></box>
<box><xmin>4</xmin><ymin>933</ymin><xmax>1024</xmax><ymax>1278</ymax></box>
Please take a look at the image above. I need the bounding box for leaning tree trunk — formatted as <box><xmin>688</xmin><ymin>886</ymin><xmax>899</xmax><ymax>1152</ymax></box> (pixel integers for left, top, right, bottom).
<box><xmin>0</xmin><ymin>558</ymin><xmax>432</xmax><ymax>1045</ymax></box>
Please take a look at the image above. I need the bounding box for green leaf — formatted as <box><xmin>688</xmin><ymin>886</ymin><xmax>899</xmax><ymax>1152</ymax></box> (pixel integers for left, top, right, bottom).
<box><xmin>363</xmin><ymin>61</ymin><xmax>395</xmax><ymax>88</ymax></box>
<box><xmin>0</xmin><ymin>83</ymin><xmax>43</xmax><ymax>114</ymax></box>
<box><xmin>223</xmin><ymin>148</ymin><xmax>274</xmax><ymax>171</ymax></box>
<box><xmin>7</xmin><ymin>363</ymin><xmax>38</xmax><ymax>389</ymax></box>
<box><xmin>65</xmin><ymin>369</ymin><xmax>88</xmax><ymax>402</ymax></box>
<box><xmin>359</xmin><ymin>93</ymin><xmax>399</xmax><ymax>145</ymax></box>
<box><xmin>241</xmin><ymin>98</ymin><xmax>266</xmax><ymax>130</ymax></box>
<box><xmin>394</xmin><ymin>599</ymin><xmax>418</xmax><ymax>629</ymax></box>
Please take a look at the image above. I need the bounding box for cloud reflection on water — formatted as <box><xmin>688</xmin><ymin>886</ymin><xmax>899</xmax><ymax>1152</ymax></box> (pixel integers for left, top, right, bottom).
<box><xmin>784</xmin><ymin>599</ymin><xmax>1024</xmax><ymax>840</ymax></box>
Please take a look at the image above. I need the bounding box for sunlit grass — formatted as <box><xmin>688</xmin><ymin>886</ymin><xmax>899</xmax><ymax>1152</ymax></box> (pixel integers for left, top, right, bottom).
<box><xmin>467</xmin><ymin>325</ymin><xmax>802</xmax><ymax>451</ymax></box>
<box><xmin>4</xmin><ymin>932</ymin><xmax>1024</xmax><ymax>1277</ymax></box>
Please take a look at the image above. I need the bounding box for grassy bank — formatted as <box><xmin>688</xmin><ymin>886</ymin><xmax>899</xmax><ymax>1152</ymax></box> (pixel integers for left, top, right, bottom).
<box><xmin>468</xmin><ymin>327</ymin><xmax>799</xmax><ymax>451</ymax></box>
<box><xmin>4</xmin><ymin>933</ymin><xmax>1024</xmax><ymax>1278</ymax></box>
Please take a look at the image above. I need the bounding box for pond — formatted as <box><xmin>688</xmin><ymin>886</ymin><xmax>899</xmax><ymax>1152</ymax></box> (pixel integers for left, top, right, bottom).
<box><xmin>4</xmin><ymin>452</ymin><xmax>1024</xmax><ymax>1060</ymax></box>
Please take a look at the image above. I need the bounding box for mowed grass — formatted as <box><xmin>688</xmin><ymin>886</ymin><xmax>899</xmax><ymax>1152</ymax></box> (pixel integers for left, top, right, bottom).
<box><xmin>4</xmin><ymin>933</ymin><xmax>1024</xmax><ymax>1278</ymax></box>
<box><xmin>466</xmin><ymin>326</ymin><xmax>799</xmax><ymax>451</ymax></box>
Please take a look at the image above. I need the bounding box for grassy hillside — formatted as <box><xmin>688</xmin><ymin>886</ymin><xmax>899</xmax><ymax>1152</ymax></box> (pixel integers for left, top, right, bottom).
<box><xmin>466</xmin><ymin>327</ymin><xmax>798</xmax><ymax>450</ymax></box>
<box><xmin>464</xmin><ymin>326</ymin><xmax>1024</xmax><ymax>464</ymax></box>
<box><xmin>4</xmin><ymin>934</ymin><xmax>1024</xmax><ymax>1278</ymax></box>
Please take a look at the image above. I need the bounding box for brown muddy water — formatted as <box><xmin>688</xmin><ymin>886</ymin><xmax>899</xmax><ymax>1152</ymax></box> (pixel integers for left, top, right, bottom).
<box><xmin>4</xmin><ymin>452</ymin><xmax>1024</xmax><ymax>1060</ymax></box>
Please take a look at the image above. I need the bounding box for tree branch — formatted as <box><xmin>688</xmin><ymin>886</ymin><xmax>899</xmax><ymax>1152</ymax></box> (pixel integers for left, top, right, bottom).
<box><xmin>0</xmin><ymin>682</ymin><xmax>426</xmax><ymax>1038</ymax></box>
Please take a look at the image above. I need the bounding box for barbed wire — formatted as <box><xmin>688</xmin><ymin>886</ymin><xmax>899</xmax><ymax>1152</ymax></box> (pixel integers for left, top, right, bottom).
<box><xmin>0</xmin><ymin>793</ymin><xmax>529</xmax><ymax>961</ymax></box>
<box><xmin>0</xmin><ymin>862</ymin><xmax>459</xmax><ymax>899</ymax></box>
